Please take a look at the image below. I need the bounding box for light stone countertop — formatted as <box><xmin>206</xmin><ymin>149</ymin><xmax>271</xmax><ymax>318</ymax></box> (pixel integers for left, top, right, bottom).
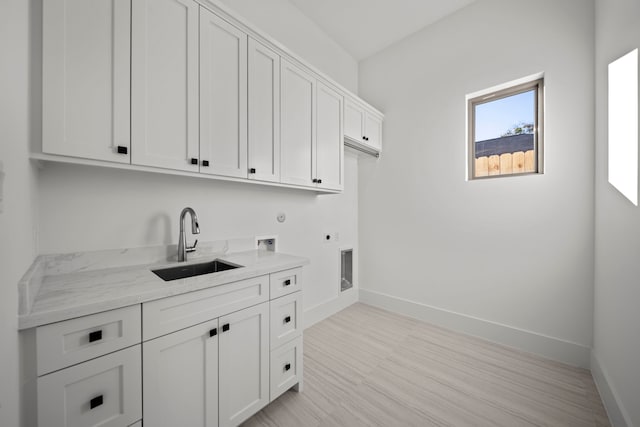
<box><xmin>18</xmin><ymin>241</ymin><xmax>309</xmax><ymax>330</ymax></box>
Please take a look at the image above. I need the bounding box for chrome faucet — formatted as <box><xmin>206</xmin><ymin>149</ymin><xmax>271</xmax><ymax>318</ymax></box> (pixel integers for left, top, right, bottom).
<box><xmin>178</xmin><ymin>207</ymin><xmax>200</xmax><ymax>262</ymax></box>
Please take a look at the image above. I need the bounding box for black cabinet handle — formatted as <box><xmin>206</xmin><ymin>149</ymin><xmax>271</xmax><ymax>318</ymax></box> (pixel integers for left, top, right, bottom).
<box><xmin>90</xmin><ymin>395</ymin><xmax>103</xmax><ymax>410</ymax></box>
<box><xmin>89</xmin><ymin>330</ymin><xmax>103</xmax><ymax>343</ymax></box>
<box><xmin>283</xmin><ymin>279</ymin><xmax>291</xmax><ymax>287</ymax></box>
<box><xmin>312</xmin><ymin>178</ymin><xmax>318</xmax><ymax>183</ymax></box>
<box><xmin>209</xmin><ymin>328</ymin><xmax>217</xmax><ymax>337</ymax></box>
<box><xmin>284</xmin><ymin>316</ymin><xmax>291</xmax><ymax>324</ymax></box>
<box><xmin>190</xmin><ymin>158</ymin><xmax>198</xmax><ymax>165</ymax></box>
<box><xmin>222</xmin><ymin>323</ymin><xmax>230</xmax><ymax>332</ymax></box>
<box><xmin>117</xmin><ymin>146</ymin><xmax>128</xmax><ymax>154</ymax></box>
<box><xmin>249</xmin><ymin>168</ymin><xmax>256</xmax><ymax>174</ymax></box>
<box><xmin>202</xmin><ymin>160</ymin><xmax>209</xmax><ymax>167</ymax></box>
<box><xmin>317</xmin><ymin>179</ymin><xmax>322</xmax><ymax>184</ymax></box>
<box><xmin>284</xmin><ymin>363</ymin><xmax>291</xmax><ymax>372</ymax></box>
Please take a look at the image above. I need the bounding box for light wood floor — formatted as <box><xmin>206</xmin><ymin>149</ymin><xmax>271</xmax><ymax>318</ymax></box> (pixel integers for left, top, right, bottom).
<box><xmin>243</xmin><ymin>303</ymin><xmax>610</xmax><ymax>427</ymax></box>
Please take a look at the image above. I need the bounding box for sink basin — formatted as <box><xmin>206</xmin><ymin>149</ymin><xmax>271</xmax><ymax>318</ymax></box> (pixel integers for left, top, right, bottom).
<box><xmin>152</xmin><ymin>259</ymin><xmax>242</xmax><ymax>282</ymax></box>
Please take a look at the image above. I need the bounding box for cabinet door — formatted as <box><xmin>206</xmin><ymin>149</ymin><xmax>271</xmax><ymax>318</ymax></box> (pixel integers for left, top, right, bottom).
<box><xmin>248</xmin><ymin>38</ymin><xmax>281</xmax><ymax>183</ymax></box>
<box><xmin>143</xmin><ymin>319</ymin><xmax>219</xmax><ymax>427</ymax></box>
<box><xmin>280</xmin><ymin>59</ymin><xmax>315</xmax><ymax>187</ymax></box>
<box><xmin>365</xmin><ymin>113</ymin><xmax>383</xmax><ymax>150</ymax></box>
<box><xmin>200</xmin><ymin>8</ymin><xmax>247</xmax><ymax>178</ymax></box>
<box><xmin>315</xmin><ymin>82</ymin><xmax>344</xmax><ymax>191</ymax></box>
<box><xmin>43</xmin><ymin>0</ymin><xmax>130</xmax><ymax>163</ymax></box>
<box><xmin>218</xmin><ymin>302</ymin><xmax>269</xmax><ymax>427</ymax></box>
<box><xmin>344</xmin><ymin>98</ymin><xmax>365</xmax><ymax>143</ymax></box>
<box><xmin>131</xmin><ymin>0</ymin><xmax>199</xmax><ymax>172</ymax></box>
<box><xmin>38</xmin><ymin>345</ymin><xmax>142</xmax><ymax>427</ymax></box>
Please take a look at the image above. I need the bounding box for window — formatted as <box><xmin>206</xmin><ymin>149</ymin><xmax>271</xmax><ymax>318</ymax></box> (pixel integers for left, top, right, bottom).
<box><xmin>468</xmin><ymin>77</ymin><xmax>544</xmax><ymax>179</ymax></box>
<box><xmin>608</xmin><ymin>49</ymin><xmax>638</xmax><ymax>206</ymax></box>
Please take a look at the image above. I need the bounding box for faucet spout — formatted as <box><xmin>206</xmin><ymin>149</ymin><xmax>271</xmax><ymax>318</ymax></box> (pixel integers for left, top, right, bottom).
<box><xmin>178</xmin><ymin>207</ymin><xmax>200</xmax><ymax>262</ymax></box>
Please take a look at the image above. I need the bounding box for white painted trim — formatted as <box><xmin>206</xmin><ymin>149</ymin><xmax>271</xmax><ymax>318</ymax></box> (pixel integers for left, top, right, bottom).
<box><xmin>359</xmin><ymin>289</ymin><xmax>591</xmax><ymax>368</ymax></box>
<box><xmin>304</xmin><ymin>288</ymin><xmax>358</xmax><ymax>329</ymax></box>
<box><xmin>591</xmin><ymin>352</ymin><xmax>633</xmax><ymax>427</ymax></box>
<box><xmin>465</xmin><ymin>71</ymin><xmax>545</xmax><ymax>100</ymax></box>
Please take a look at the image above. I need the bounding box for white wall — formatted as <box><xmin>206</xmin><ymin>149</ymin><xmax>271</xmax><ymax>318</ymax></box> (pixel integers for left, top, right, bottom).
<box><xmin>34</xmin><ymin>0</ymin><xmax>360</xmax><ymax>321</ymax></box>
<box><xmin>358</xmin><ymin>0</ymin><xmax>596</xmax><ymax>366</ymax></box>
<box><xmin>0</xmin><ymin>1</ymin><xmax>39</xmax><ymax>425</ymax></box>
<box><xmin>593</xmin><ymin>0</ymin><xmax>640</xmax><ymax>425</ymax></box>
<box><xmin>218</xmin><ymin>0</ymin><xmax>358</xmax><ymax>92</ymax></box>
<box><xmin>38</xmin><ymin>156</ymin><xmax>359</xmax><ymax>316</ymax></box>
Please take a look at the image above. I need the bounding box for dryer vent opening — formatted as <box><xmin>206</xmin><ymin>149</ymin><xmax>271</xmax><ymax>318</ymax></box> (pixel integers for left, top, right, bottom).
<box><xmin>341</xmin><ymin>248</ymin><xmax>353</xmax><ymax>292</ymax></box>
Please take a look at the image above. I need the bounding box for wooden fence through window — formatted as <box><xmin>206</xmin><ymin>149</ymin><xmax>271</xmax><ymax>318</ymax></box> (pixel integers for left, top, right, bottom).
<box><xmin>475</xmin><ymin>150</ymin><xmax>535</xmax><ymax>177</ymax></box>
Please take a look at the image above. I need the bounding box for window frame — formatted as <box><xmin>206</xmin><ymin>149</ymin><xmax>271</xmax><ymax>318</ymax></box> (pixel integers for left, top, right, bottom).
<box><xmin>467</xmin><ymin>78</ymin><xmax>545</xmax><ymax>180</ymax></box>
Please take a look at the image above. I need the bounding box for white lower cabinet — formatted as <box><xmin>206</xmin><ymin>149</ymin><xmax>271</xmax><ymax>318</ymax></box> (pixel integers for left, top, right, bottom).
<box><xmin>142</xmin><ymin>301</ymin><xmax>271</xmax><ymax>427</ymax></box>
<box><xmin>37</xmin><ymin>345</ymin><xmax>142</xmax><ymax>427</ymax></box>
<box><xmin>270</xmin><ymin>336</ymin><xmax>303</xmax><ymax>401</ymax></box>
<box><xmin>31</xmin><ymin>267</ymin><xmax>304</xmax><ymax>427</ymax></box>
<box><xmin>219</xmin><ymin>303</ymin><xmax>270</xmax><ymax>427</ymax></box>
<box><xmin>143</xmin><ymin>318</ymin><xmax>219</xmax><ymax>427</ymax></box>
<box><xmin>270</xmin><ymin>291</ymin><xmax>302</xmax><ymax>350</ymax></box>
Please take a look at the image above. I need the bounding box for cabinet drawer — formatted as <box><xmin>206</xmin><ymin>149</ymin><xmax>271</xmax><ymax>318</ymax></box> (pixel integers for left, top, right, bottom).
<box><xmin>270</xmin><ymin>336</ymin><xmax>303</xmax><ymax>402</ymax></box>
<box><xmin>37</xmin><ymin>345</ymin><xmax>142</xmax><ymax>427</ymax></box>
<box><xmin>36</xmin><ymin>305</ymin><xmax>141</xmax><ymax>376</ymax></box>
<box><xmin>270</xmin><ymin>267</ymin><xmax>302</xmax><ymax>299</ymax></box>
<box><xmin>143</xmin><ymin>274</ymin><xmax>269</xmax><ymax>340</ymax></box>
<box><xmin>270</xmin><ymin>291</ymin><xmax>302</xmax><ymax>349</ymax></box>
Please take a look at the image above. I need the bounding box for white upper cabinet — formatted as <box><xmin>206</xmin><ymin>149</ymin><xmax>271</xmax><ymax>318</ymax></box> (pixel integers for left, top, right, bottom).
<box><xmin>344</xmin><ymin>100</ymin><xmax>366</xmax><ymax>145</ymax></box>
<box><xmin>131</xmin><ymin>0</ymin><xmax>199</xmax><ymax>172</ymax></box>
<box><xmin>315</xmin><ymin>82</ymin><xmax>344</xmax><ymax>191</ymax></box>
<box><xmin>344</xmin><ymin>97</ymin><xmax>383</xmax><ymax>152</ymax></box>
<box><xmin>280</xmin><ymin>59</ymin><xmax>315</xmax><ymax>187</ymax></box>
<box><xmin>200</xmin><ymin>8</ymin><xmax>248</xmax><ymax>178</ymax></box>
<box><xmin>40</xmin><ymin>0</ymin><xmax>383</xmax><ymax>191</ymax></box>
<box><xmin>42</xmin><ymin>0</ymin><xmax>131</xmax><ymax>163</ymax></box>
<box><xmin>364</xmin><ymin>113</ymin><xmax>383</xmax><ymax>150</ymax></box>
<box><xmin>248</xmin><ymin>38</ymin><xmax>281</xmax><ymax>183</ymax></box>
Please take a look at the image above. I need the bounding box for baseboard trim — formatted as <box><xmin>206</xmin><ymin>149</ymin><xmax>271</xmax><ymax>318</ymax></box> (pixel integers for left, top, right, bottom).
<box><xmin>359</xmin><ymin>289</ymin><xmax>591</xmax><ymax>368</ymax></box>
<box><xmin>591</xmin><ymin>352</ymin><xmax>633</xmax><ymax>427</ymax></box>
<box><xmin>304</xmin><ymin>288</ymin><xmax>358</xmax><ymax>329</ymax></box>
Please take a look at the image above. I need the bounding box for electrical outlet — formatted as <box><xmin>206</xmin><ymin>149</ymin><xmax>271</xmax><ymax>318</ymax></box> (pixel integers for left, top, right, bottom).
<box><xmin>323</xmin><ymin>232</ymin><xmax>339</xmax><ymax>243</ymax></box>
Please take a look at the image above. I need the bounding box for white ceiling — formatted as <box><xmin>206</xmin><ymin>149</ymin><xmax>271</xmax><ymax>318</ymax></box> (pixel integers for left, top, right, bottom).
<box><xmin>288</xmin><ymin>0</ymin><xmax>477</xmax><ymax>61</ymax></box>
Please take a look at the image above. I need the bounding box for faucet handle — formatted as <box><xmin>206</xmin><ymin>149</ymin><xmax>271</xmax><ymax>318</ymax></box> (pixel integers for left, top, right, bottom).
<box><xmin>186</xmin><ymin>239</ymin><xmax>198</xmax><ymax>253</ymax></box>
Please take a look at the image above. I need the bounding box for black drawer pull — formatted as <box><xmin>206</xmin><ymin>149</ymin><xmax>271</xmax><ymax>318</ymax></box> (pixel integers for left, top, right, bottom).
<box><xmin>90</xmin><ymin>395</ymin><xmax>103</xmax><ymax>409</ymax></box>
<box><xmin>317</xmin><ymin>179</ymin><xmax>322</xmax><ymax>184</ymax></box>
<box><xmin>190</xmin><ymin>158</ymin><xmax>198</xmax><ymax>165</ymax></box>
<box><xmin>249</xmin><ymin>168</ymin><xmax>256</xmax><ymax>174</ymax></box>
<box><xmin>283</xmin><ymin>279</ymin><xmax>291</xmax><ymax>287</ymax></box>
<box><xmin>222</xmin><ymin>323</ymin><xmax>230</xmax><ymax>332</ymax></box>
<box><xmin>116</xmin><ymin>146</ymin><xmax>128</xmax><ymax>155</ymax></box>
<box><xmin>284</xmin><ymin>363</ymin><xmax>291</xmax><ymax>372</ymax></box>
<box><xmin>209</xmin><ymin>328</ymin><xmax>217</xmax><ymax>337</ymax></box>
<box><xmin>88</xmin><ymin>330</ymin><xmax>103</xmax><ymax>343</ymax></box>
<box><xmin>202</xmin><ymin>160</ymin><xmax>209</xmax><ymax>167</ymax></box>
<box><xmin>284</xmin><ymin>316</ymin><xmax>291</xmax><ymax>324</ymax></box>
